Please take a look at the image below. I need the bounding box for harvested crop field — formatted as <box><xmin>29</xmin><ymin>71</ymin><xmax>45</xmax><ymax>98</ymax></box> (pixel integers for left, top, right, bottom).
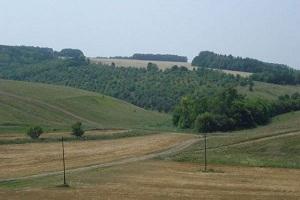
<box><xmin>0</xmin><ymin>133</ymin><xmax>196</xmax><ymax>179</ymax></box>
<box><xmin>1</xmin><ymin>161</ymin><xmax>299</xmax><ymax>200</ymax></box>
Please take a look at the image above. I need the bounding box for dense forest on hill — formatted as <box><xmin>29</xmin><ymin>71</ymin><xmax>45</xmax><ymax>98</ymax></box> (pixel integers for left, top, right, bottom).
<box><xmin>109</xmin><ymin>53</ymin><xmax>188</xmax><ymax>62</ymax></box>
<box><xmin>192</xmin><ymin>51</ymin><xmax>300</xmax><ymax>85</ymax></box>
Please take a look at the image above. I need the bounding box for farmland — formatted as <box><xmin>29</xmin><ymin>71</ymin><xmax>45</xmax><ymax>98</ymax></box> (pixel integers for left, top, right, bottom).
<box><xmin>1</xmin><ymin>109</ymin><xmax>300</xmax><ymax>199</ymax></box>
<box><xmin>0</xmin><ymin>57</ymin><xmax>300</xmax><ymax>199</ymax></box>
<box><xmin>91</xmin><ymin>57</ymin><xmax>252</xmax><ymax>77</ymax></box>
<box><xmin>0</xmin><ymin>133</ymin><xmax>196</xmax><ymax>180</ymax></box>
<box><xmin>1</xmin><ymin>160</ymin><xmax>300</xmax><ymax>200</ymax></box>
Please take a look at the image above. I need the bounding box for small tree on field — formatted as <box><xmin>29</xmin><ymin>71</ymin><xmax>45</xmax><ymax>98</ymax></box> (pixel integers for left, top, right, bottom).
<box><xmin>26</xmin><ymin>126</ymin><xmax>43</xmax><ymax>139</ymax></box>
<box><xmin>71</xmin><ymin>122</ymin><xmax>85</xmax><ymax>137</ymax></box>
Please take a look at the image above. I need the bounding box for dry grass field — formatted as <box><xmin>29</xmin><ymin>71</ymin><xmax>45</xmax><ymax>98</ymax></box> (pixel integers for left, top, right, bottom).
<box><xmin>1</xmin><ymin>160</ymin><xmax>299</xmax><ymax>200</ymax></box>
<box><xmin>91</xmin><ymin>58</ymin><xmax>252</xmax><ymax>77</ymax></box>
<box><xmin>1</xmin><ymin>113</ymin><xmax>300</xmax><ymax>199</ymax></box>
<box><xmin>0</xmin><ymin>133</ymin><xmax>195</xmax><ymax>179</ymax></box>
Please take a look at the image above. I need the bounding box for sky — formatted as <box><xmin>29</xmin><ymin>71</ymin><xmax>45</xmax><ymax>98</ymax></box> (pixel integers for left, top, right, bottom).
<box><xmin>0</xmin><ymin>0</ymin><xmax>300</xmax><ymax>69</ymax></box>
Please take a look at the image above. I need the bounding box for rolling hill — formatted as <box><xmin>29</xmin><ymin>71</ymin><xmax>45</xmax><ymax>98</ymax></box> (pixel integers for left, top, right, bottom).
<box><xmin>0</xmin><ymin>79</ymin><xmax>171</xmax><ymax>133</ymax></box>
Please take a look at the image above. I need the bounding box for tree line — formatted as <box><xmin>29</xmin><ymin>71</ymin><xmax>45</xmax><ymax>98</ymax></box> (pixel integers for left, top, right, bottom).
<box><xmin>132</xmin><ymin>53</ymin><xmax>188</xmax><ymax>62</ymax></box>
<box><xmin>173</xmin><ymin>87</ymin><xmax>300</xmax><ymax>132</ymax></box>
<box><xmin>109</xmin><ymin>53</ymin><xmax>188</xmax><ymax>62</ymax></box>
<box><xmin>192</xmin><ymin>51</ymin><xmax>300</xmax><ymax>85</ymax></box>
<box><xmin>0</xmin><ymin>45</ymin><xmax>86</xmax><ymax>66</ymax></box>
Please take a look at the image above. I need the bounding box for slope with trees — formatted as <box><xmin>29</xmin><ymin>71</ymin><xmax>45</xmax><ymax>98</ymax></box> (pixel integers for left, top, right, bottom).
<box><xmin>0</xmin><ymin>47</ymin><xmax>247</xmax><ymax>112</ymax></box>
<box><xmin>192</xmin><ymin>51</ymin><xmax>300</xmax><ymax>85</ymax></box>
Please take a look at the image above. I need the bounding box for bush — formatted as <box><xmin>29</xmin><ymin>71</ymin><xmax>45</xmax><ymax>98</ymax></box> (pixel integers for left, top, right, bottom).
<box><xmin>26</xmin><ymin>126</ymin><xmax>43</xmax><ymax>139</ymax></box>
<box><xmin>195</xmin><ymin>112</ymin><xmax>218</xmax><ymax>133</ymax></box>
<box><xmin>71</xmin><ymin>122</ymin><xmax>85</xmax><ymax>137</ymax></box>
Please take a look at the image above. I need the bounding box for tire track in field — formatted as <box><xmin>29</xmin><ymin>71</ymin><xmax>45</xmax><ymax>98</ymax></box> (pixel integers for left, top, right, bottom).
<box><xmin>0</xmin><ymin>137</ymin><xmax>200</xmax><ymax>183</ymax></box>
<box><xmin>0</xmin><ymin>90</ymin><xmax>102</xmax><ymax>128</ymax></box>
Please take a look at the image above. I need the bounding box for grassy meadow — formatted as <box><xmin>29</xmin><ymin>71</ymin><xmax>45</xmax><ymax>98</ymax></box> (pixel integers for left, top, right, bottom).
<box><xmin>239</xmin><ymin>81</ymin><xmax>300</xmax><ymax>100</ymax></box>
<box><xmin>0</xmin><ymin>79</ymin><xmax>172</xmax><ymax>133</ymax></box>
<box><xmin>169</xmin><ymin>111</ymin><xmax>300</xmax><ymax>168</ymax></box>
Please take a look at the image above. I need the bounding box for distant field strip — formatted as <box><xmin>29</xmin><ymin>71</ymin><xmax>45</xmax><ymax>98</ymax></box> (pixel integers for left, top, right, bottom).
<box><xmin>91</xmin><ymin>58</ymin><xmax>252</xmax><ymax>77</ymax></box>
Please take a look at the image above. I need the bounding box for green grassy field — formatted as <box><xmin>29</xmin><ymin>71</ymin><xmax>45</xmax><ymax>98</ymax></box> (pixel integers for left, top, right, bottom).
<box><xmin>239</xmin><ymin>81</ymin><xmax>300</xmax><ymax>100</ymax></box>
<box><xmin>169</xmin><ymin>111</ymin><xmax>300</xmax><ymax>168</ymax></box>
<box><xmin>0</xmin><ymin>79</ymin><xmax>172</xmax><ymax>133</ymax></box>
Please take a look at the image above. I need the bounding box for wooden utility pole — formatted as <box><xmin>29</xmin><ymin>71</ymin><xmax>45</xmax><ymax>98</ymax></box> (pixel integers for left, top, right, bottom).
<box><xmin>204</xmin><ymin>133</ymin><xmax>207</xmax><ymax>171</ymax></box>
<box><xmin>61</xmin><ymin>136</ymin><xmax>66</xmax><ymax>185</ymax></box>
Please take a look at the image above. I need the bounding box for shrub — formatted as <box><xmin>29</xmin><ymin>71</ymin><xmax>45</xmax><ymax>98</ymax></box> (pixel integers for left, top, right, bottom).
<box><xmin>26</xmin><ymin>126</ymin><xmax>43</xmax><ymax>139</ymax></box>
<box><xmin>71</xmin><ymin>122</ymin><xmax>85</xmax><ymax>137</ymax></box>
<box><xmin>195</xmin><ymin>112</ymin><xmax>218</xmax><ymax>133</ymax></box>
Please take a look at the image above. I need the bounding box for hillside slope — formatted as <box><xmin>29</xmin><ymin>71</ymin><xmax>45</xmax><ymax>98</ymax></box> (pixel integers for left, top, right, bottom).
<box><xmin>0</xmin><ymin>79</ymin><xmax>171</xmax><ymax>133</ymax></box>
<box><xmin>170</xmin><ymin>111</ymin><xmax>300</xmax><ymax>168</ymax></box>
<box><xmin>239</xmin><ymin>81</ymin><xmax>300</xmax><ymax>100</ymax></box>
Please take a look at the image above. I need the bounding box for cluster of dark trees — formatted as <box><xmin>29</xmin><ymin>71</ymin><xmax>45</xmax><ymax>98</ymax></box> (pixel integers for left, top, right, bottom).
<box><xmin>0</xmin><ymin>45</ymin><xmax>86</xmax><ymax>66</ymax></box>
<box><xmin>132</xmin><ymin>53</ymin><xmax>188</xmax><ymax>62</ymax></box>
<box><xmin>173</xmin><ymin>87</ymin><xmax>300</xmax><ymax>132</ymax></box>
<box><xmin>0</xmin><ymin>47</ymin><xmax>249</xmax><ymax>112</ymax></box>
<box><xmin>109</xmin><ymin>53</ymin><xmax>188</xmax><ymax>62</ymax></box>
<box><xmin>26</xmin><ymin>122</ymin><xmax>85</xmax><ymax>139</ymax></box>
<box><xmin>0</xmin><ymin>45</ymin><xmax>55</xmax><ymax>65</ymax></box>
<box><xmin>192</xmin><ymin>51</ymin><xmax>300</xmax><ymax>85</ymax></box>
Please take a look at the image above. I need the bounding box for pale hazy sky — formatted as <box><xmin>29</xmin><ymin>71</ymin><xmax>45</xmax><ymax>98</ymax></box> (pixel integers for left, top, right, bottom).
<box><xmin>0</xmin><ymin>0</ymin><xmax>299</xmax><ymax>68</ymax></box>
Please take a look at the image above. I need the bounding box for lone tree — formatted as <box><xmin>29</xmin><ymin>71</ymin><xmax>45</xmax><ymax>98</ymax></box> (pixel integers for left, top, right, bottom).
<box><xmin>26</xmin><ymin>126</ymin><xmax>43</xmax><ymax>139</ymax></box>
<box><xmin>71</xmin><ymin>122</ymin><xmax>85</xmax><ymax>137</ymax></box>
